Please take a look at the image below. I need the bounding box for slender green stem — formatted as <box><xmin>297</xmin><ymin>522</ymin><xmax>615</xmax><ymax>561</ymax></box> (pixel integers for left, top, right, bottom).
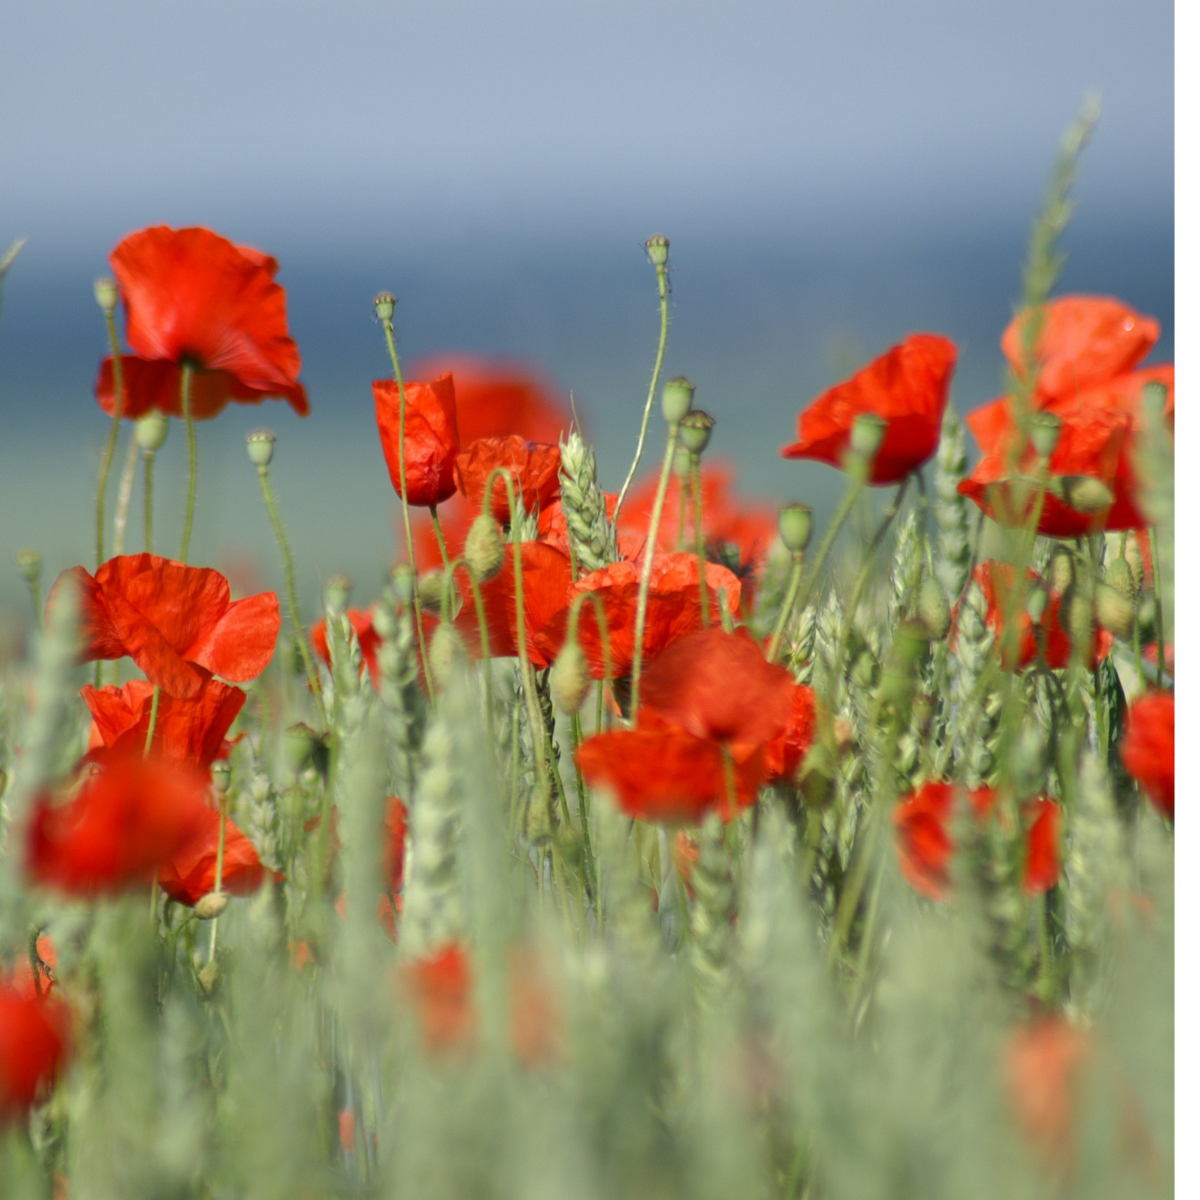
<box><xmin>767</xmin><ymin>555</ymin><xmax>804</xmax><ymax>663</ymax></box>
<box><xmin>613</xmin><ymin>261</ymin><xmax>669</xmax><ymax>526</ymax></box>
<box><xmin>430</xmin><ymin>505</ymin><xmax>451</xmax><ymax>571</ymax></box>
<box><xmin>23</xmin><ymin>577</ymin><xmax>42</xmax><ymax>632</ymax></box>
<box><xmin>690</xmin><ymin>458</ymin><xmax>709</xmax><ymax>625</ymax></box>
<box><xmin>143</xmin><ymin>450</ymin><xmax>155</xmax><ymax>553</ymax></box>
<box><xmin>142</xmin><ymin>686</ymin><xmax>161</xmax><ymax>757</ymax></box>
<box><xmin>112</xmin><ymin>428</ymin><xmax>139</xmax><ymax>556</ymax></box>
<box><xmin>179</xmin><ymin>364</ymin><xmax>197</xmax><ymax>563</ymax></box>
<box><xmin>795</xmin><ymin>475</ymin><xmax>866</xmax><ymax>614</ymax></box>
<box><xmin>1149</xmin><ymin>527</ymin><xmax>1165</xmax><ymax>687</ymax></box>
<box><xmin>630</xmin><ymin>424</ymin><xmax>680</xmax><ymax>716</ymax></box>
<box><xmin>209</xmin><ymin>792</ymin><xmax>229</xmax><ymax>959</ymax></box>
<box><xmin>96</xmin><ymin>311</ymin><xmax>126</xmax><ymax>568</ymax></box>
<box><xmin>257</xmin><ymin>463</ymin><xmax>328</xmax><ymax>732</ymax></box>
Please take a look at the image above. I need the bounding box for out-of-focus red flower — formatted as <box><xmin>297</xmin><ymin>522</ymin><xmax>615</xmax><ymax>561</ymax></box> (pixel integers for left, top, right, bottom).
<box><xmin>373</xmin><ymin>373</ymin><xmax>460</xmax><ymax>509</ymax></box>
<box><xmin>960</xmin><ymin>560</ymin><xmax>1110</xmax><ymax>672</ymax></box>
<box><xmin>81</xmin><ymin>678</ymin><xmax>246</xmax><ymax>771</ymax></box>
<box><xmin>763</xmin><ymin>683</ymin><xmax>818</xmax><ymax>783</ymax></box>
<box><xmin>576</xmin><ymin>711</ymin><xmax>765</xmax><ymax>824</ymax></box>
<box><xmin>781</xmin><ymin>334</ymin><xmax>957</xmax><ymax>484</ymax></box>
<box><xmin>378</xmin><ymin>797</ymin><xmax>409</xmax><ymax>942</ymax></box>
<box><xmin>8</xmin><ymin>937</ymin><xmax>57</xmax><ymax>1000</ymax></box>
<box><xmin>455</xmin><ymin>543</ymin><xmax>574</xmax><ymax>668</ymax></box>
<box><xmin>0</xmin><ymin>985</ymin><xmax>71</xmax><ymax>1120</ymax></box>
<box><xmin>404</xmin><ymin>943</ymin><xmax>476</xmax><ymax>1055</ymax></box>
<box><xmin>55</xmin><ymin>554</ymin><xmax>280</xmax><ymax>700</ymax></box>
<box><xmin>508</xmin><ymin>944</ymin><xmax>562</xmax><ymax>1069</ymax></box>
<box><xmin>959</xmin><ymin>406</ymin><xmax>1143</xmax><ymax>537</ymax></box>
<box><xmin>894</xmin><ymin>782</ymin><xmax>1062</xmax><ymax>900</ymax></box>
<box><xmin>535</xmin><ymin>553</ymin><xmax>743</xmax><ymax>680</ymax></box>
<box><xmin>453</xmin><ymin>435</ymin><xmax>562</xmax><ymax>524</ymax></box>
<box><xmin>407</xmin><ymin>355</ymin><xmax>573</xmax><ymax>447</ymax></box>
<box><xmin>311</xmin><ymin>609</ymin><xmax>383</xmax><ymax>685</ymax></box>
<box><xmin>1003</xmin><ymin>1016</ymin><xmax>1090</xmax><ymax>1166</ymax></box>
<box><xmin>638</xmin><ymin>627</ymin><xmax>794</xmax><ymax>754</ymax></box>
<box><xmin>158</xmin><ymin>810</ymin><xmax>268</xmax><ymax>906</ymax></box>
<box><xmin>27</xmin><ymin>758</ymin><xmax>213</xmax><ymax>897</ymax></box>
<box><xmin>1121</xmin><ymin>692</ymin><xmax>1174</xmax><ymax>819</ymax></box>
<box><xmin>1142</xmin><ymin>642</ymin><xmax>1174</xmax><ymax>678</ymax></box>
<box><xmin>97</xmin><ymin>225</ymin><xmax>308</xmax><ymax>418</ymax></box>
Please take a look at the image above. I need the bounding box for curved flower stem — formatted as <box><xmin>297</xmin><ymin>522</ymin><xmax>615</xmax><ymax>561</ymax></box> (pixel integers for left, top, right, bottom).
<box><xmin>795</xmin><ymin>474</ymin><xmax>866</xmax><ymax>614</ymax></box>
<box><xmin>112</xmin><ymin>431</ymin><xmax>139</xmax><ymax>556</ymax></box>
<box><xmin>1149</xmin><ymin>527</ymin><xmax>1165</xmax><ymax>687</ymax></box>
<box><xmin>96</xmin><ymin>311</ymin><xmax>125</xmax><ymax>568</ymax></box>
<box><xmin>630</xmin><ymin>423</ymin><xmax>680</xmax><ymax>717</ymax></box>
<box><xmin>613</xmin><ymin>259</ymin><xmax>669</xmax><ymax>527</ymax></box>
<box><xmin>209</xmin><ymin>791</ymin><xmax>229</xmax><ymax>959</ymax></box>
<box><xmin>24</xmin><ymin>575</ymin><xmax>42</xmax><ymax>631</ymax></box>
<box><xmin>430</xmin><ymin>505</ymin><xmax>451</xmax><ymax>571</ymax></box>
<box><xmin>690</xmin><ymin>458</ymin><xmax>709</xmax><ymax>626</ymax></box>
<box><xmin>142</xmin><ymin>685</ymin><xmax>161</xmax><ymax>757</ymax></box>
<box><xmin>143</xmin><ymin>450</ymin><xmax>156</xmax><ymax>553</ymax></box>
<box><xmin>256</xmin><ymin>461</ymin><xmax>328</xmax><ymax>732</ymax></box>
<box><xmin>178</xmin><ymin>364</ymin><xmax>197</xmax><ymax>563</ymax></box>
<box><xmin>767</xmin><ymin>554</ymin><xmax>804</xmax><ymax>663</ymax></box>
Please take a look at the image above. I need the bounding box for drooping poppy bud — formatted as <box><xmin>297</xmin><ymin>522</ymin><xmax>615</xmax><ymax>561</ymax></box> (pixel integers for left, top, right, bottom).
<box><xmin>463</xmin><ymin>515</ymin><xmax>506</xmax><ymax>583</ymax></box>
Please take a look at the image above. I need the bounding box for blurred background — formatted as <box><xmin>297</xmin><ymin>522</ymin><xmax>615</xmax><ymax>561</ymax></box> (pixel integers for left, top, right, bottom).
<box><xmin>0</xmin><ymin>0</ymin><xmax>1172</xmax><ymax>621</ymax></box>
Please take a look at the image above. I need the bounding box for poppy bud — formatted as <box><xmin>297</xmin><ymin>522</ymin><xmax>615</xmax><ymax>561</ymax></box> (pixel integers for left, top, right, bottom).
<box><xmin>1060</xmin><ymin>585</ymin><xmax>1093</xmax><ymax>648</ymax></box>
<box><xmin>210</xmin><ymin>759</ymin><xmax>232</xmax><ymax>796</ymax></box>
<box><xmin>136</xmin><ymin>410</ymin><xmax>169</xmax><ymax>453</ymax></box>
<box><xmin>918</xmin><ymin>576</ymin><xmax>951</xmax><ymax>639</ymax></box>
<box><xmin>1059</xmin><ymin>475</ymin><xmax>1114</xmax><ymax>515</ymax></box>
<box><xmin>371</xmin><ymin>600</ymin><xmax>398</xmax><ymax>640</ymax></box>
<box><xmin>93</xmin><ymin>276</ymin><xmax>119</xmax><ymax>313</ymax></box>
<box><xmin>429</xmin><ymin>622</ymin><xmax>466</xmax><ymax>690</ymax></box>
<box><xmin>245</xmin><ymin>428</ymin><xmax>276</xmax><ymax>468</ymax></box>
<box><xmin>549</xmin><ymin>640</ymin><xmax>590</xmax><ymax>715</ymax></box>
<box><xmin>661</xmin><ymin>376</ymin><xmax>695</xmax><ymax>426</ymax></box>
<box><xmin>645</xmin><ymin>234</ymin><xmax>670</xmax><ymax>268</ymax></box>
<box><xmin>849</xmin><ymin>412</ymin><xmax>888</xmax><ymax>462</ymax></box>
<box><xmin>1103</xmin><ymin>555</ymin><xmax>1137</xmax><ymax>601</ymax></box>
<box><xmin>391</xmin><ymin>563</ymin><xmax>417</xmax><ymax>605</ymax></box>
<box><xmin>198</xmin><ymin>959</ymin><xmax>219</xmax><ymax>995</ymax></box>
<box><xmin>463</xmin><ymin>515</ymin><xmax>505</xmax><ymax>583</ymax></box>
<box><xmin>1029</xmin><ymin>412</ymin><xmax>1063</xmax><ymax>460</ymax></box>
<box><xmin>374</xmin><ymin>291</ymin><xmax>397</xmax><ymax>323</ymax></box>
<box><xmin>1141</xmin><ymin>379</ymin><xmax>1168</xmax><ymax>424</ymax></box>
<box><xmin>194</xmin><ymin>892</ymin><xmax>229</xmax><ymax>920</ymax></box>
<box><xmin>778</xmin><ymin>504</ymin><xmax>813</xmax><ymax>554</ymax></box>
<box><xmin>1025</xmin><ymin>584</ymin><xmax>1049</xmax><ymax>625</ymax></box>
<box><xmin>324</xmin><ymin>574</ymin><xmax>353</xmax><ymax>616</ymax></box>
<box><xmin>14</xmin><ymin>547</ymin><xmax>41</xmax><ymax>583</ymax></box>
<box><xmin>1094</xmin><ymin>584</ymin><xmax>1135</xmax><ymax>640</ymax></box>
<box><xmin>678</xmin><ymin>409</ymin><xmax>715</xmax><ymax>456</ymax></box>
<box><xmin>1048</xmin><ymin>549</ymin><xmax>1074</xmax><ymax>594</ymax></box>
<box><xmin>417</xmin><ymin>571</ymin><xmax>445</xmax><ymax>615</ymax></box>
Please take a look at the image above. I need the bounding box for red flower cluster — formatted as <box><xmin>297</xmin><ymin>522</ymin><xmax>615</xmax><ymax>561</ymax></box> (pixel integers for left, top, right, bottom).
<box><xmin>893</xmin><ymin>781</ymin><xmax>1061</xmax><ymax>902</ymax></box>
<box><xmin>96</xmin><ymin>225</ymin><xmax>308</xmax><ymax>419</ymax></box>
<box><xmin>782</xmin><ymin>334</ymin><xmax>957</xmax><ymax>484</ymax></box>
<box><xmin>158</xmin><ymin>811</ymin><xmax>269</xmax><ymax>907</ymax></box>
<box><xmin>58</xmin><ymin>555</ymin><xmax>280</xmax><ymax>699</ymax></box>
<box><xmin>1120</xmin><ymin>691</ymin><xmax>1174</xmax><ymax>819</ymax></box>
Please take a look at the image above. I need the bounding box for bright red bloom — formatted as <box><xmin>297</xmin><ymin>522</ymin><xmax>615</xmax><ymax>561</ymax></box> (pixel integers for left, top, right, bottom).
<box><xmin>535</xmin><ymin>553</ymin><xmax>743</xmax><ymax>680</ymax></box>
<box><xmin>0</xmin><ymin>986</ymin><xmax>71</xmax><ymax>1120</ymax></box>
<box><xmin>158</xmin><ymin>810</ymin><xmax>268</xmax><ymax>906</ymax></box>
<box><xmin>1121</xmin><ymin>692</ymin><xmax>1174</xmax><ymax>819</ymax></box>
<box><xmin>99</xmin><ymin>225</ymin><xmax>308</xmax><ymax>418</ymax></box>
<box><xmin>404</xmin><ymin>943</ymin><xmax>476</xmax><ymax>1055</ymax></box>
<box><xmin>1022</xmin><ymin>798</ymin><xmax>1062</xmax><ymax>895</ymax></box>
<box><xmin>455</xmin><ymin>543</ymin><xmax>574</xmax><ymax>668</ymax></box>
<box><xmin>781</xmin><ymin>334</ymin><xmax>957</xmax><ymax>484</ymax></box>
<box><xmin>638</xmin><ymin>627</ymin><xmax>794</xmax><ymax>753</ymax></box>
<box><xmin>311</xmin><ymin>609</ymin><xmax>383</xmax><ymax>685</ymax></box>
<box><xmin>961</xmin><ymin>560</ymin><xmax>1111</xmax><ymax>672</ymax></box>
<box><xmin>407</xmin><ymin>355</ymin><xmax>573</xmax><ymax>447</ymax></box>
<box><xmin>27</xmin><ymin>758</ymin><xmax>213</xmax><ymax>897</ymax></box>
<box><xmin>373</xmin><ymin>374</ymin><xmax>460</xmax><ymax>509</ymax></box>
<box><xmin>576</xmin><ymin>711</ymin><xmax>766</xmax><ymax>824</ymax></box>
<box><xmin>82</xmin><ymin>678</ymin><xmax>246</xmax><ymax>771</ymax></box>
<box><xmin>56</xmin><ymin>554</ymin><xmax>280</xmax><ymax>700</ymax></box>
<box><xmin>452</xmin><ymin>435</ymin><xmax>562</xmax><ymax>524</ymax></box>
<box><xmin>762</xmin><ymin>683</ymin><xmax>818</xmax><ymax>783</ymax></box>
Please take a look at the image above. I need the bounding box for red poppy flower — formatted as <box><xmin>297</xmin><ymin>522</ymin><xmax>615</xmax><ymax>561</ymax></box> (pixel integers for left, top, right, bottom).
<box><xmin>454</xmin><ymin>543</ymin><xmax>575</xmax><ymax>667</ymax></box>
<box><xmin>311</xmin><ymin>609</ymin><xmax>383</xmax><ymax>685</ymax></box>
<box><xmin>1022</xmin><ymin>798</ymin><xmax>1062</xmax><ymax>895</ymax></box>
<box><xmin>407</xmin><ymin>355</ymin><xmax>572</xmax><ymax>447</ymax></box>
<box><xmin>7</xmin><ymin>937</ymin><xmax>57</xmax><ymax>1001</ymax></box>
<box><xmin>378</xmin><ymin>797</ymin><xmax>409</xmax><ymax>942</ymax></box>
<box><xmin>959</xmin><ymin>560</ymin><xmax>1111</xmax><ymax>672</ymax></box>
<box><xmin>1003</xmin><ymin>1016</ymin><xmax>1090</xmax><ymax>1165</ymax></box>
<box><xmin>158</xmin><ymin>810</ymin><xmax>268</xmax><ymax>907</ymax></box>
<box><xmin>100</xmin><ymin>225</ymin><xmax>308</xmax><ymax>418</ymax></box>
<box><xmin>81</xmin><ymin>678</ymin><xmax>246</xmax><ymax>771</ymax></box>
<box><xmin>27</xmin><ymin>758</ymin><xmax>213</xmax><ymax>897</ymax></box>
<box><xmin>55</xmin><ymin>554</ymin><xmax>280</xmax><ymax>700</ymax></box>
<box><xmin>1121</xmin><ymin>691</ymin><xmax>1174</xmax><ymax>819</ymax></box>
<box><xmin>535</xmin><ymin>553</ymin><xmax>743</xmax><ymax>680</ymax></box>
<box><xmin>638</xmin><ymin>627</ymin><xmax>794</xmax><ymax>753</ymax></box>
<box><xmin>373</xmin><ymin>373</ymin><xmax>460</xmax><ymax>509</ymax></box>
<box><xmin>453</xmin><ymin>435</ymin><xmax>562</xmax><ymax>524</ymax></box>
<box><xmin>762</xmin><ymin>683</ymin><xmax>818</xmax><ymax>783</ymax></box>
<box><xmin>403</xmin><ymin>943</ymin><xmax>476</xmax><ymax>1055</ymax></box>
<box><xmin>576</xmin><ymin>711</ymin><xmax>766</xmax><ymax>824</ymax></box>
<box><xmin>507</xmin><ymin>944</ymin><xmax>562</xmax><ymax>1069</ymax></box>
<box><xmin>782</xmin><ymin>334</ymin><xmax>957</xmax><ymax>484</ymax></box>
<box><xmin>0</xmin><ymin>986</ymin><xmax>71</xmax><ymax>1119</ymax></box>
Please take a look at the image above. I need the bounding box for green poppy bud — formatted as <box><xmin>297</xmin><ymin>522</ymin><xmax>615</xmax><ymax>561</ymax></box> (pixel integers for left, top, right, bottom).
<box><xmin>93</xmin><ymin>277</ymin><xmax>120</xmax><ymax>314</ymax></box>
<box><xmin>849</xmin><ymin>412</ymin><xmax>888</xmax><ymax>461</ymax></box>
<box><xmin>417</xmin><ymin>570</ymin><xmax>445</xmax><ymax>615</ymax></box>
<box><xmin>284</xmin><ymin>722</ymin><xmax>323</xmax><ymax>773</ymax></box>
<box><xmin>1059</xmin><ymin>475</ymin><xmax>1114</xmax><ymax>515</ymax></box>
<box><xmin>661</xmin><ymin>376</ymin><xmax>695</xmax><ymax>426</ymax></box>
<box><xmin>549</xmin><ymin>640</ymin><xmax>590</xmax><ymax>716</ymax></box>
<box><xmin>1048</xmin><ymin>548</ymin><xmax>1075</xmax><ymax>594</ymax></box>
<box><xmin>374</xmin><ymin>291</ymin><xmax>397</xmax><ymax>322</ymax></box>
<box><xmin>194</xmin><ymin>892</ymin><xmax>229</xmax><ymax>920</ymax></box>
<box><xmin>245</xmin><ymin>428</ymin><xmax>276</xmax><ymax>468</ymax></box>
<box><xmin>136</xmin><ymin>410</ymin><xmax>169</xmax><ymax>453</ymax></box>
<box><xmin>1029</xmin><ymin>411</ymin><xmax>1063</xmax><ymax>460</ymax></box>
<box><xmin>463</xmin><ymin>514</ymin><xmax>506</xmax><ymax>583</ymax></box>
<box><xmin>1103</xmin><ymin>555</ymin><xmax>1137</xmax><ymax>601</ymax></box>
<box><xmin>14</xmin><ymin>548</ymin><xmax>41</xmax><ymax>583</ymax></box>
<box><xmin>1061</xmin><ymin>584</ymin><xmax>1093</xmax><ymax>648</ymax></box>
<box><xmin>1094</xmin><ymin>583</ymin><xmax>1135</xmax><ymax>640</ymax></box>
<box><xmin>678</xmin><ymin>409</ymin><xmax>715</xmax><ymax>456</ymax></box>
<box><xmin>778</xmin><ymin>504</ymin><xmax>813</xmax><ymax>554</ymax></box>
<box><xmin>210</xmin><ymin>759</ymin><xmax>232</xmax><ymax>796</ymax></box>
<box><xmin>645</xmin><ymin>234</ymin><xmax>670</xmax><ymax>268</ymax></box>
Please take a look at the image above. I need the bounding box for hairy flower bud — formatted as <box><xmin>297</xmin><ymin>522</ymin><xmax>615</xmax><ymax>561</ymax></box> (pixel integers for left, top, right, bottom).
<box><xmin>374</xmin><ymin>291</ymin><xmax>397</xmax><ymax>322</ymax></box>
<box><xmin>645</xmin><ymin>233</ymin><xmax>670</xmax><ymax>268</ymax></box>
<box><xmin>661</xmin><ymin>376</ymin><xmax>695</xmax><ymax>426</ymax></box>
<box><xmin>679</xmin><ymin>409</ymin><xmax>715</xmax><ymax>456</ymax></box>
<box><xmin>778</xmin><ymin>503</ymin><xmax>813</xmax><ymax>554</ymax></box>
<box><xmin>1029</xmin><ymin>411</ymin><xmax>1063</xmax><ymax>460</ymax></box>
<box><xmin>14</xmin><ymin>548</ymin><xmax>41</xmax><ymax>583</ymax></box>
<box><xmin>918</xmin><ymin>575</ymin><xmax>951</xmax><ymax>639</ymax></box>
<box><xmin>1094</xmin><ymin>583</ymin><xmax>1135</xmax><ymax>640</ymax></box>
<box><xmin>245</xmin><ymin>428</ymin><xmax>276</xmax><ymax>467</ymax></box>
<box><xmin>210</xmin><ymin>759</ymin><xmax>232</xmax><ymax>796</ymax></box>
<box><xmin>1025</xmin><ymin>584</ymin><xmax>1049</xmax><ymax>626</ymax></box>
<box><xmin>93</xmin><ymin>276</ymin><xmax>120</xmax><ymax>313</ymax></box>
<box><xmin>1061</xmin><ymin>584</ymin><xmax>1093</xmax><ymax>648</ymax></box>
<box><xmin>1103</xmin><ymin>555</ymin><xmax>1137</xmax><ymax>601</ymax></box>
<box><xmin>1048</xmin><ymin>548</ymin><xmax>1074</xmax><ymax>594</ymax></box>
<box><xmin>463</xmin><ymin>514</ymin><xmax>505</xmax><ymax>583</ymax></box>
<box><xmin>549</xmin><ymin>640</ymin><xmax>590</xmax><ymax>715</ymax></box>
<box><xmin>417</xmin><ymin>571</ymin><xmax>445</xmax><ymax>615</ymax></box>
<box><xmin>429</xmin><ymin>622</ymin><xmax>466</xmax><ymax>690</ymax></box>
<box><xmin>136</xmin><ymin>410</ymin><xmax>169</xmax><ymax>453</ymax></box>
<box><xmin>849</xmin><ymin>412</ymin><xmax>888</xmax><ymax>461</ymax></box>
<box><xmin>194</xmin><ymin>892</ymin><xmax>230</xmax><ymax>920</ymax></box>
<box><xmin>1058</xmin><ymin>475</ymin><xmax>1115</xmax><ymax>515</ymax></box>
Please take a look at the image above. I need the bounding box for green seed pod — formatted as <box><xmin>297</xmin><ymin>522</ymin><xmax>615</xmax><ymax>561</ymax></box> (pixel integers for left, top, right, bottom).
<box><xmin>1094</xmin><ymin>583</ymin><xmax>1135</xmax><ymax>640</ymax></box>
<box><xmin>1048</xmin><ymin>547</ymin><xmax>1075</xmax><ymax>594</ymax></box>
<box><xmin>661</xmin><ymin>376</ymin><xmax>695</xmax><ymax>425</ymax></box>
<box><xmin>463</xmin><ymin>514</ymin><xmax>506</xmax><ymax>583</ymax></box>
<box><xmin>245</xmin><ymin>428</ymin><xmax>276</xmax><ymax>467</ymax></box>
<box><xmin>198</xmin><ymin>959</ymin><xmax>220</xmax><ymax>995</ymax></box>
<box><xmin>678</xmin><ymin>409</ymin><xmax>716</xmax><ymax>456</ymax></box>
<box><xmin>549</xmin><ymin>640</ymin><xmax>591</xmax><ymax>716</ymax></box>
<box><xmin>778</xmin><ymin>504</ymin><xmax>813</xmax><ymax>554</ymax></box>
<box><xmin>373</xmin><ymin>291</ymin><xmax>397</xmax><ymax>322</ymax></box>
<box><xmin>210</xmin><ymin>759</ymin><xmax>232</xmax><ymax>796</ymax></box>
<box><xmin>14</xmin><ymin>548</ymin><xmax>41</xmax><ymax>584</ymax></box>
<box><xmin>1029</xmin><ymin>411</ymin><xmax>1063</xmax><ymax>460</ymax></box>
<box><xmin>645</xmin><ymin>233</ymin><xmax>670</xmax><ymax>268</ymax></box>
<box><xmin>1025</xmin><ymin>584</ymin><xmax>1049</xmax><ymax>625</ymax></box>
<box><xmin>849</xmin><ymin>412</ymin><xmax>888</xmax><ymax>461</ymax></box>
<box><xmin>284</xmin><ymin>722</ymin><xmax>323</xmax><ymax>773</ymax></box>
<box><xmin>917</xmin><ymin>575</ymin><xmax>951</xmax><ymax>639</ymax></box>
<box><xmin>136</xmin><ymin>410</ymin><xmax>169</xmax><ymax>452</ymax></box>
<box><xmin>93</xmin><ymin>276</ymin><xmax>120</xmax><ymax>313</ymax></box>
<box><xmin>1104</xmin><ymin>554</ymin><xmax>1137</xmax><ymax>601</ymax></box>
<box><xmin>194</xmin><ymin>892</ymin><xmax>230</xmax><ymax>920</ymax></box>
<box><xmin>1124</xmin><ymin>540</ymin><xmax>1146</xmax><ymax>594</ymax></box>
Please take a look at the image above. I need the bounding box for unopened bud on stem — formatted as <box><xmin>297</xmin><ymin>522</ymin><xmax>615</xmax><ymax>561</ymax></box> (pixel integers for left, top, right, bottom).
<box><xmin>417</xmin><ymin>571</ymin><xmax>445</xmax><ymax>615</ymax></box>
<box><xmin>1095</xmin><ymin>583</ymin><xmax>1135</xmax><ymax>640</ymax></box>
<box><xmin>14</xmin><ymin>548</ymin><xmax>41</xmax><ymax>583</ymax></box>
<box><xmin>246</xmin><ymin>428</ymin><xmax>276</xmax><ymax>468</ymax></box>
<box><xmin>93</xmin><ymin>277</ymin><xmax>119</xmax><ymax>313</ymax></box>
<box><xmin>136</xmin><ymin>410</ymin><xmax>169</xmax><ymax>453</ymax></box>
<box><xmin>849</xmin><ymin>412</ymin><xmax>888</xmax><ymax>461</ymax></box>
<box><xmin>549</xmin><ymin>640</ymin><xmax>590</xmax><ymax>715</ymax></box>
<box><xmin>463</xmin><ymin>515</ymin><xmax>506</xmax><ymax>582</ymax></box>
<box><xmin>210</xmin><ymin>759</ymin><xmax>232</xmax><ymax>796</ymax></box>
<box><xmin>645</xmin><ymin>234</ymin><xmax>670</xmax><ymax>268</ymax></box>
<box><xmin>195</xmin><ymin>892</ymin><xmax>229</xmax><ymax>920</ymax></box>
<box><xmin>778</xmin><ymin>504</ymin><xmax>813</xmax><ymax>554</ymax></box>
<box><xmin>661</xmin><ymin>376</ymin><xmax>695</xmax><ymax>425</ymax></box>
<box><xmin>1029</xmin><ymin>412</ymin><xmax>1062</xmax><ymax>460</ymax></box>
<box><xmin>374</xmin><ymin>291</ymin><xmax>397</xmax><ymax>323</ymax></box>
<box><xmin>678</xmin><ymin>409</ymin><xmax>715</xmax><ymax>456</ymax></box>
